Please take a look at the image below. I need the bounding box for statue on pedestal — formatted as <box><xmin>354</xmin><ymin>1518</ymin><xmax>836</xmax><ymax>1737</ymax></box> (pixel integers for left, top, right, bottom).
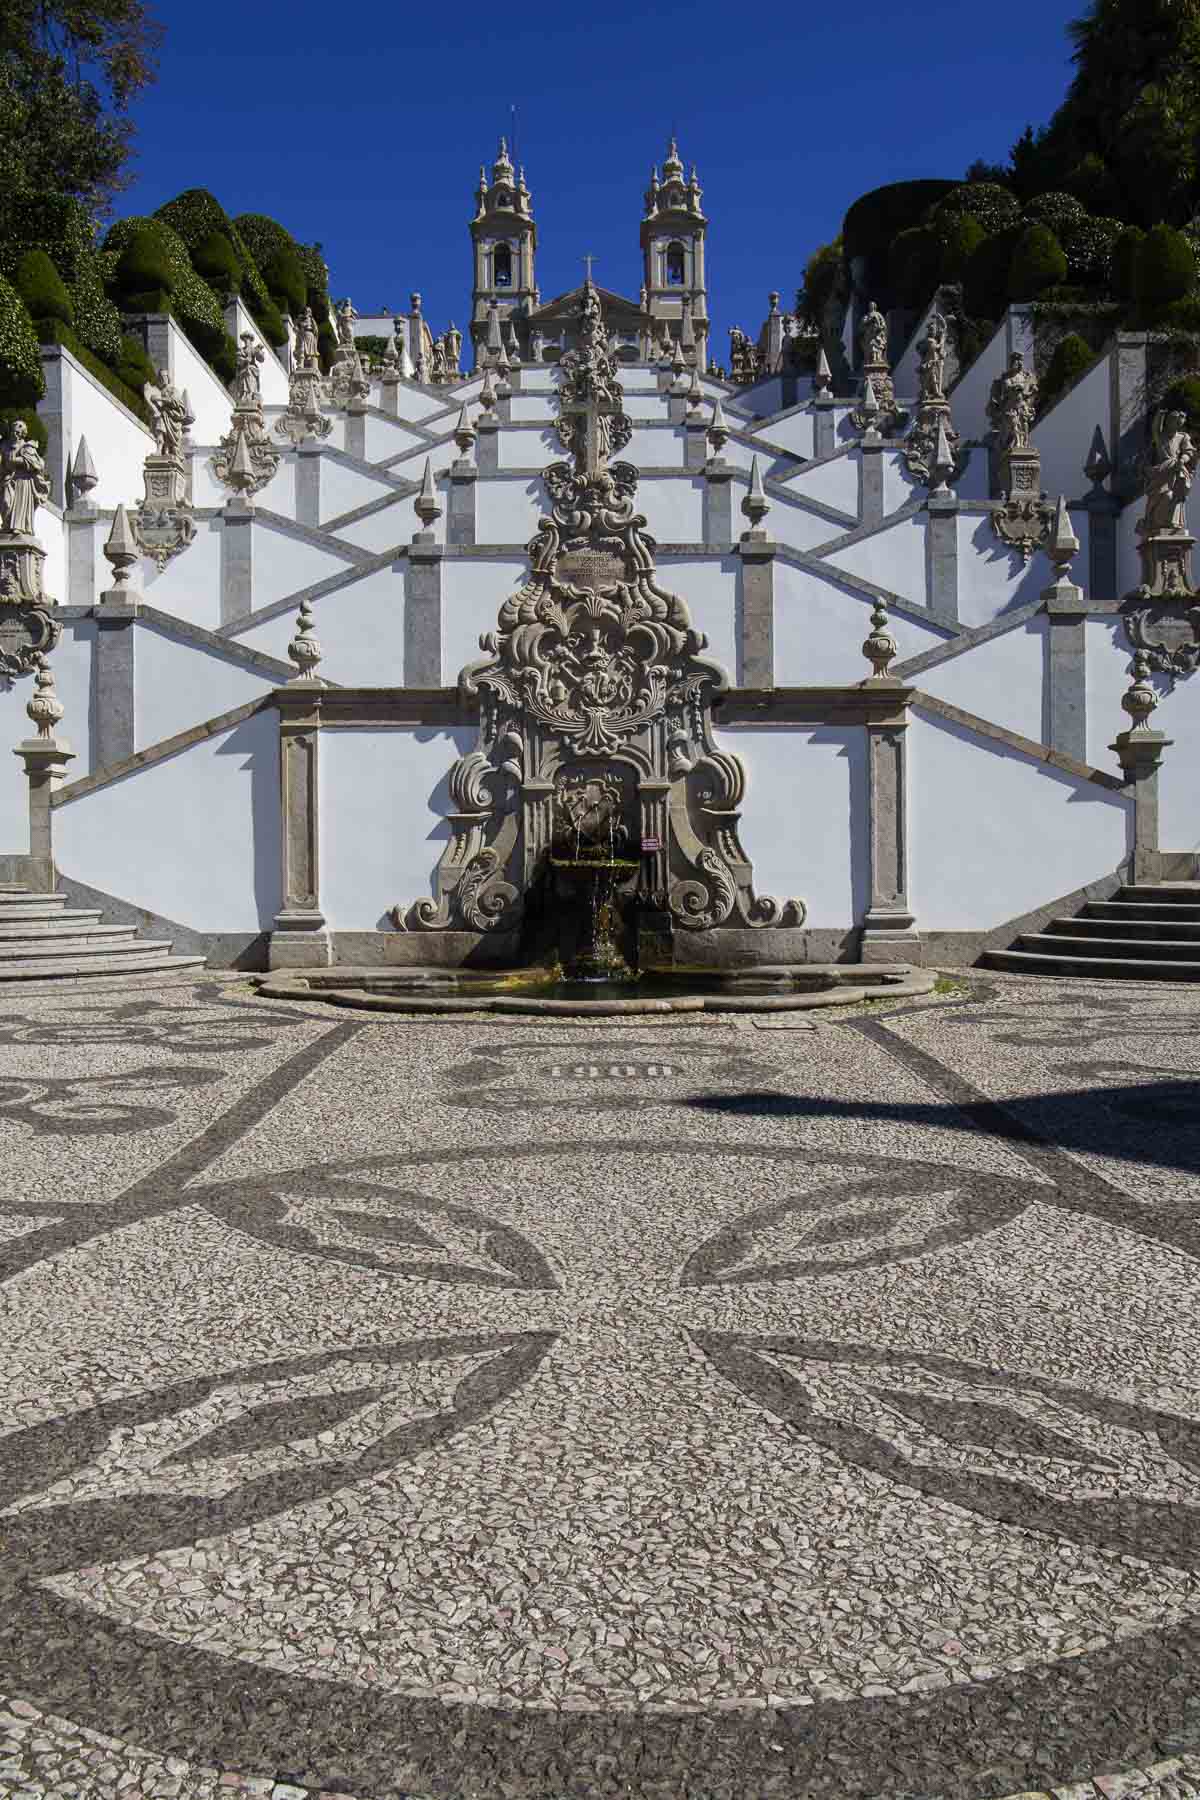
<box><xmin>0</xmin><ymin>421</ymin><xmax>61</xmax><ymax>674</ymax></box>
<box><xmin>987</xmin><ymin>352</ymin><xmax>1038</xmax><ymax>458</ymax></box>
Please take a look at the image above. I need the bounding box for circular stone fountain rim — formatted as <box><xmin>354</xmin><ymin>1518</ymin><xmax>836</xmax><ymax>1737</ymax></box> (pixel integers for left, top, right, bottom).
<box><xmin>253</xmin><ymin>966</ymin><xmax>936</xmax><ymax>1016</ymax></box>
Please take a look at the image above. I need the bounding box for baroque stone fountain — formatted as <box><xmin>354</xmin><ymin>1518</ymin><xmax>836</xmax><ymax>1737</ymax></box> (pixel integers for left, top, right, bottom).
<box><xmin>263</xmin><ymin>283</ymin><xmax>931</xmax><ymax>1014</ymax></box>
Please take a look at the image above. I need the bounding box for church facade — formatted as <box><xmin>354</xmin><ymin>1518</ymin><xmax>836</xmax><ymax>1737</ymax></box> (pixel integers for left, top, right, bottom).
<box><xmin>0</xmin><ymin>138</ymin><xmax>1194</xmax><ymax>983</ymax></box>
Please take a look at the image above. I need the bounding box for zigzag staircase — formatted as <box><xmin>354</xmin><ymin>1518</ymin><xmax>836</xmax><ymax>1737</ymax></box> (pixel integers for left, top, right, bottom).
<box><xmin>0</xmin><ymin>885</ymin><xmax>205</xmax><ymax>982</ymax></box>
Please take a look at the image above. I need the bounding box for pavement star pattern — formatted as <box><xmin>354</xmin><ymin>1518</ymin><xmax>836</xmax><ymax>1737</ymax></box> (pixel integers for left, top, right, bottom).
<box><xmin>2</xmin><ymin>972</ymin><xmax>1200</xmax><ymax>1799</ymax></box>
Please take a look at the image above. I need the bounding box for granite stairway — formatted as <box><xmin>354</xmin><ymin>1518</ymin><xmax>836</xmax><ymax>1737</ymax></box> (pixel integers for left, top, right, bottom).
<box><xmin>0</xmin><ymin>886</ymin><xmax>206</xmax><ymax>981</ymax></box>
<box><xmin>982</xmin><ymin>883</ymin><xmax>1200</xmax><ymax>981</ymax></box>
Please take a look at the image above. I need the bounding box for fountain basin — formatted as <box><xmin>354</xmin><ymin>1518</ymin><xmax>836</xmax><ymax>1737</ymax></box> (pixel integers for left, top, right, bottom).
<box><xmin>254</xmin><ymin>964</ymin><xmax>935</xmax><ymax>1016</ymax></box>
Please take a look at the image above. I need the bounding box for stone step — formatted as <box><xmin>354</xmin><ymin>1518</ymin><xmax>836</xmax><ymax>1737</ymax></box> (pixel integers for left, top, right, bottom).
<box><xmin>0</xmin><ymin>892</ymin><xmax>72</xmax><ymax>916</ymax></box>
<box><xmin>1048</xmin><ymin>915</ymin><xmax>1200</xmax><ymax>942</ymax></box>
<box><xmin>0</xmin><ymin>917</ymin><xmax>119</xmax><ymax>942</ymax></box>
<box><xmin>1084</xmin><ymin>901</ymin><xmax>1200</xmax><ymax>923</ymax></box>
<box><xmin>1116</xmin><ymin>883</ymin><xmax>1200</xmax><ymax>903</ymax></box>
<box><xmin>1018</xmin><ymin>931</ymin><xmax>1200</xmax><ymax>962</ymax></box>
<box><xmin>0</xmin><ymin>934</ymin><xmax>176</xmax><ymax>965</ymax></box>
<box><xmin>0</xmin><ymin>950</ymin><xmax>207</xmax><ymax>982</ymax></box>
<box><xmin>983</xmin><ymin>947</ymin><xmax>1200</xmax><ymax>981</ymax></box>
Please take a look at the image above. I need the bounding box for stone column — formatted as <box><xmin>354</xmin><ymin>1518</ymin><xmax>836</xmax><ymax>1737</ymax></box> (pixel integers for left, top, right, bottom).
<box><xmin>926</xmin><ymin>492</ymin><xmax>958</xmax><ymax>623</ymax></box>
<box><xmin>812</xmin><ymin>397</ymin><xmax>838</xmax><ymax>459</ymax></box>
<box><xmin>737</xmin><ymin>537</ymin><xmax>775</xmax><ymax>686</ymax></box>
<box><xmin>405</xmin><ymin>541</ymin><xmax>443</xmax><ymax>684</ymax></box>
<box><xmin>703</xmin><ymin>461</ymin><xmax>733</xmax><ymax>544</ymax></box>
<box><xmin>1112</xmin><ymin>729</ymin><xmax>1171</xmax><ymax>884</ymax></box>
<box><xmin>476</xmin><ymin>415</ymin><xmax>499</xmax><ymax>476</ymax></box>
<box><xmin>221</xmin><ymin>497</ymin><xmax>254</xmax><ymax>624</ymax></box>
<box><xmin>94</xmin><ymin>595</ymin><xmax>137</xmax><ymax>765</ymax></box>
<box><xmin>1045</xmin><ymin>586</ymin><xmax>1088</xmax><ymax>761</ymax></box>
<box><xmin>448</xmin><ymin>463</ymin><xmax>477</xmax><ymax>547</ymax></box>
<box><xmin>860</xmin><ymin>691</ymin><xmax>921</xmax><ymax>963</ymax></box>
<box><xmin>66</xmin><ymin>507</ymin><xmax>100</xmax><ymax>609</ymax></box>
<box><xmin>345</xmin><ymin>398</ymin><xmax>368</xmax><ymax>461</ymax></box>
<box><xmin>270</xmin><ymin>689</ymin><xmax>330</xmax><ymax>968</ymax></box>
<box><xmin>13</xmin><ymin>735</ymin><xmax>74</xmax><ymax>892</ymax></box>
<box><xmin>684</xmin><ymin>408</ymin><xmax>708</xmax><ymax>471</ymax></box>
<box><xmin>296</xmin><ymin>442</ymin><xmax>322</xmax><ymax>528</ymax></box>
<box><xmin>860</xmin><ymin>434</ymin><xmax>885</xmax><ymax>526</ymax></box>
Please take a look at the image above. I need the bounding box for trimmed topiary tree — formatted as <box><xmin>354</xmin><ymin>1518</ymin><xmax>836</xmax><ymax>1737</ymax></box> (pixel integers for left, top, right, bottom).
<box><xmin>155</xmin><ymin>190</ymin><xmax>272</xmax><ymax>316</ymax></box>
<box><xmin>110</xmin><ymin>225</ymin><xmax>177</xmax><ymax>312</ymax></box>
<box><xmin>15</xmin><ymin>250</ymin><xmax>74</xmax><ymax>330</ymax></box>
<box><xmin>1023</xmin><ymin>191</ymin><xmax>1086</xmax><ymax>236</ymax></box>
<box><xmin>1007</xmin><ymin>224</ymin><xmax>1068</xmax><ymax>300</ymax></box>
<box><xmin>112</xmin><ymin>333</ymin><xmax>157</xmax><ymax>395</ymax></box>
<box><xmin>0</xmin><ymin>274</ymin><xmax>46</xmax><ymax>408</ymax></box>
<box><xmin>929</xmin><ymin>182</ymin><xmax>1020</xmax><ymax>239</ymax></box>
<box><xmin>260</xmin><ymin>246</ymin><xmax>306</xmax><ymax>318</ymax></box>
<box><xmin>889</xmin><ymin>226</ymin><xmax>942</xmax><ymax>310</ymax></box>
<box><xmin>1162</xmin><ymin>375</ymin><xmax>1200</xmax><ymax>430</ymax></box>
<box><xmin>963</xmin><ymin>224</ymin><xmax>1024</xmax><ymax>319</ymax></box>
<box><xmin>1041</xmin><ymin>333</ymin><xmax>1097</xmax><ymax>409</ymax></box>
<box><xmin>939</xmin><ymin>214</ymin><xmax>987</xmax><ymax>282</ymax></box>
<box><xmin>192</xmin><ymin>231</ymin><xmax>242</xmax><ymax>299</ymax></box>
<box><xmin>1134</xmin><ymin>224</ymin><xmax>1196</xmax><ymax>312</ymax></box>
<box><xmin>1112</xmin><ymin>226</ymin><xmax>1146</xmax><ymax>303</ymax></box>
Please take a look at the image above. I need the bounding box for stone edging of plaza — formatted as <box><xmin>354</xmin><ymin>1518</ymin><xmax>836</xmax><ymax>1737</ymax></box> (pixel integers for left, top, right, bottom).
<box><xmin>4</xmin><ymin>1696</ymin><xmax>1198</xmax><ymax>1800</ymax></box>
<box><xmin>252</xmin><ymin>966</ymin><xmax>936</xmax><ymax>1014</ymax></box>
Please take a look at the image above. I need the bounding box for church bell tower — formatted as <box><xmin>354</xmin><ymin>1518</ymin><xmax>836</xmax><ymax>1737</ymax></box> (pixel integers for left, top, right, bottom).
<box><xmin>469</xmin><ymin>139</ymin><xmax>538</xmax><ymax>369</ymax></box>
<box><xmin>640</xmin><ymin>136</ymin><xmax>708</xmax><ymax>371</ymax></box>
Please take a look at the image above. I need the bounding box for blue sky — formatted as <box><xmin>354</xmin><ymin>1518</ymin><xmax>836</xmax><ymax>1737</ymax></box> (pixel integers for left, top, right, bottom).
<box><xmin>119</xmin><ymin>0</ymin><xmax>1084</xmax><ymax>353</ymax></box>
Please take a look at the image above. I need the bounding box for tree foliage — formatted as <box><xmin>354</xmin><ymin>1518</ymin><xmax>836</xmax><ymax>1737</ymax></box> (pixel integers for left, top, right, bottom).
<box><xmin>0</xmin><ymin>0</ymin><xmax>161</xmax><ymax>223</ymax></box>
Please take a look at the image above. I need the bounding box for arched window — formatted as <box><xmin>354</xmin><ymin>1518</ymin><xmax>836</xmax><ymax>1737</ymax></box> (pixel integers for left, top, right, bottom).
<box><xmin>494</xmin><ymin>243</ymin><xmax>513</xmax><ymax>287</ymax></box>
<box><xmin>665</xmin><ymin>242</ymin><xmax>686</xmax><ymax>286</ymax></box>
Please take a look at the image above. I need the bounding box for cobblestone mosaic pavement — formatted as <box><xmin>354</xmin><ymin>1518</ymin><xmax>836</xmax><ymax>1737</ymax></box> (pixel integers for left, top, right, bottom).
<box><xmin>2</xmin><ymin>972</ymin><xmax>1200</xmax><ymax>1799</ymax></box>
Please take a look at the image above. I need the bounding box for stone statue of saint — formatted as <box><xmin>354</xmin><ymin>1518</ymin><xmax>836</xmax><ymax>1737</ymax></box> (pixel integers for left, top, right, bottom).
<box><xmin>144</xmin><ymin>371</ymin><xmax>188</xmax><ymax>459</ymax></box>
<box><xmin>987</xmin><ymin>352</ymin><xmax>1039</xmax><ymax>455</ymax></box>
<box><xmin>336</xmin><ymin>299</ymin><xmax>356</xmax><ymax>348</ymax></box>
<box><xmin>233</xmin><ymin>333</ymin><xmax>266</xmax><ymax>406</ymax></box>
<box><xmin>294</xmin><ymin>307</ymin><xmax>319</xmax><ymax>369</ymax></box>
<box><xmin>916</xmin><ymin>308</ymin><xmax>948</xmax><ymax>402</ymax></box>
<box><xmin>431</xmin><ymin>337</ymin><xmax>447</xmax><ymax>383</ymax></box>
<box><xmin>0</xmin><ymin>420</ymin><xmax>50</xmax><ymax>537</ymax></box>
<box><xmin>1143</xmin><ymin>410</ymin><xmax>1199</xmax><ymax>536</ymax></box>
<box><xmin>860</xmin><ymin>300</ymin><xmax>888</xmax><ymax>368</ymax></box>
<box><xmin>445</xmin><ymin>322</ymin><xmax>462</xmax><ymax>373</ymax></box>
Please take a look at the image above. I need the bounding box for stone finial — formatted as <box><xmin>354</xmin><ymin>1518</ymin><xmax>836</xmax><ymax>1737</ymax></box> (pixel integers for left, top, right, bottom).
<box><xmin>70</xmin><ymin>436</ymin><xmax>97</xmax><ymax>505</ymax></box>
<box><xmin>813</xmin><ymin>347</ymin><xmax>832</xmax><ymax>397</ymax></box>
<box><xmin>103</xmin><ymin>503</ymin><xmax>140</xmax><ymax>593</ymax></box>
<box><xmin>862</xmin><ymin>599</ymin><xmax>897</xmax><ymax>680</ymax></box>
<box><xmin>859</xmin><ymin>376</ymin><xmax>879</xmax><ymax>425</ymax></box>
<box><xmin>1121</xmin><ymin>651</ymin><xmax>1158</xmax><ymax>732</ymax></box>
<box><xmin>287</xmin><ymin>595</ymin><xmax>324</xmax><ymax>684</ymax></box>
<box><xmin>479</xmin><ymin>366</ymin><xmax>498</xmax><ymax>414</ymax></box>
<box><xmin>686</xmin><ymin>368</ymin><xmax>703</xmax><ymax>413</ymax></box>
<box><xmin>708</xmin><ymin>395</ymin><xmax>730</xmax><ymax>455</ymax></box>
<box><xmin>180</xmin><ymin>389</ymin><xmax>195</xmax><ymax>444</ymax></box>
<box><xmin>454</xmin><ymin>404</ymin><xmax>477</xmax><ymax>456</ymax></box>
<box><xmin>228</xmin><ymin>429</ymin><xmax>256</xmax><ymax>496</ymax></box>
<box><xmin>670</xmin><ymin>338</ymin><xmax>687</xmax><ymax>383</ymax></box>
<box><xmin>1046</xmin><ymin>495</ymin><xmax>1080</xmax><ymax>585</ymax></box>
<box><xmin>741</xmin><ymin>456</ymin><xmax>770</xmax><ymax>531</ymax></box>
<box><xmin>26</xmin><ymin>653</ymin><xmax>64</xmax><ymax>738</ymax></box>
<box><xmin>929</xmin><ymin>417</ymin><xmax>956</xmax><ymax>496</ymax></box>
<box><xmin>505</xmin><ymin>321</ymin><xmax>521</xmax><ymax>364</ymax></box>
<box><xmin>1084</xmin><ymin>424</ymin><xmax>1112</xmax><ymax>490</ymax></box>
<box><xmin>414</xmin><ymin>458</ymin><xmax>442</xmax><ymax>533</ymax></box>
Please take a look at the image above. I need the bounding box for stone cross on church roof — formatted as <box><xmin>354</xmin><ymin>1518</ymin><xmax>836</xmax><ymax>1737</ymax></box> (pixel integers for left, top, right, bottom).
<box><xmin>554</xmin><ymin>280</ymin><xmax>632</xmax><ymax>478</ymax></box>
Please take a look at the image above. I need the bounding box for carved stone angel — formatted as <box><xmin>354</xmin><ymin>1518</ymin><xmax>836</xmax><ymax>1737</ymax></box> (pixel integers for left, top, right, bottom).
<box><xmin>144</xmin><ymin>371</ymin><xmax>188</xmax><ymax>459</ymax></box>
<box><xmin>0</xmin><ymin>420</ymin><xmax>50</xmax><ymax>536</ymax></box>
<box><xmin>987</xmin><ymin>352</ymin><xmax>1038</xmax><ymax>456</ymax></box>
<box><xmin>1142</xmin><ymin>409</ymin><xmax>1199</xmax><ymax>537</ymax></box>
<box><xmin>916</xmin><ymin>308</ymin><xmax>948</xmax><ymax>403</ymax></box>
<box><xmin>860</xmin><ymin>300</ymin><xmax>888</xmax><ymax>367</ymax></box>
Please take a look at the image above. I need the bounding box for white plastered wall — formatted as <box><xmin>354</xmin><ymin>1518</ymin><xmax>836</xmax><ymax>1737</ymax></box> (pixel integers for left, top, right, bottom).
<box><xmin>1084</xmin><ymin>617</ymin><xmax>1132</xmax><ymax>771</ymax></box>
<box><xmin>0</xmin><ymin>617</ymin><xmax>95</xmax><ymax>846</ymax></box>
<box><xmin>909</xmin><ymin>707</ymin><xmax>1130</xmax><ymax>928</ymax></box>
<box><xmin>1032</xmin><ymin>354</ymin><xmax>1111</xmax><ymax>504</ymax></box>
<box><xmin>778</xmin><ymin>453</ymin><xmax>858</xmax><ymax>515</ymax></box>
<box><xmin>956</xmin><ymin>512</ymin><xmax>1066</xmax><ymax>627</ymax></box>
<box><xmin>477</xmin><ymin>478</ymin><xmax>543</xmax><ymax>545</ymax></box>
<box><xmin>320</xmin><ymin>726</ymin><xmax>477</xmax><ymax>927</ymax></box>
<box><xmin>141</xmin><ymin>519</ymin><xmax>223</xmax><ymax>628</ymax></box>
<box><xmin>321</xmin><ymin>458</ymin><xmax>403</xmax><ymax>523</ymax></box>
<box><xmin>723</xmin><ymin>724</ymin><xmax>865</xmax><ymax>929</ymax></box>
<box><xmin>825</xmin><ymin>515</ymin><xmax>927</xmax><ymax>600</ymax></box>
<box><xmin>251</xmin><ymin>524</ymin><xmax>360</xmax><ymax>608</ymax></box>
<box><xmin>753</xmin><ymin>410</ymin><xmax>814</xmax><ymax>460</ymax></box>
<box><xmin>335</xmin><ymin>497</ymin><xmax>419</xmax><ymax>553</ymax></box>
<box><xmin>638</xmin><ymin>478</ymin><xmax>703</xmax><ymax>542</ymax></box>
<box><xmin>55</xmin><ymin>704</ymin><xmax>281</xmax><ymax>930</ymax></box>
<box><xmin>442</xmin><ymin>556</ymin><xmax>526</xmax><ymax>683</ymax></box>
<box><xmin>134</xmin><ymin>623</ymin><xmax>273</xmax><ymax>751</ymax></box>
<box><xmin>914</xmin><ymin>616</ymin><xmax>1049</xmax><ymax>744</ymax></box>
<box><xmin>658</xmin><ymin>556</ymin><xmax>738</xmax><ymax>675</ymax></box>
<box><xmin>55</xmin><ymin>356</ymin><xmax>153</xmax><ymax>510</ymax></box>
<box><xmin>167</xmin><ymin>319</ymin><xmax>234</xmax><ymax>449</ymax></box>
<box><xmin>364</xmin><ymin>417</ymin><xmax>430</xmax><ymax>462</ymax></box>
<box><xmin>774</xmin><ymin>561</ymin><xmax>947</xmax><ymax>685</ymax></box>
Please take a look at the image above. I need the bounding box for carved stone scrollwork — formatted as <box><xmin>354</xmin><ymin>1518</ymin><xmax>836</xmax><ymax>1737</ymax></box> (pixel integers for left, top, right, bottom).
<box><xmin>212</xmin><ymin>336</ymin><xmax>282</xmax><ymax>498</ymax></box>
<box><xmin>391</xmin><ymin>280</ymin><xmax>806</xmax><ymax>943</ymax></box>
<box><xmin>1120</xmin><ymin>409</ymin><xmax>1200</xmax><ymax>687</ymax></box>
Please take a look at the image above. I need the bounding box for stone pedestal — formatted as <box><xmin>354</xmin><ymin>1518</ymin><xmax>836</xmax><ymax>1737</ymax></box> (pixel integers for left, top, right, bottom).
<box><xmin>345</xmin><ymin>399</ymin><xmax>368</xmax><ymax>461</ymax></box>
<box><xmin>296</xmin><ymin>442</ymin><xmax>322</xmax><ymax>527</ymax></box>
<box><xmin>812</xmin><ymin>395</ymin><xmax>838</xmax><ymax>459</ymax></box>
<box><xmin>476</xmin><ymin>416</ymin><xmax>499</xmax><ymax>476</ymax></box>
<box><xmin>448</xmin><ymin>464</ymin><xmax>477</xmax><ymax>547</ymax></box>
<box><xmin>1111</xmin><ymin>729</ymin><xmax>1171</xmax><ymax>885</ymax></box>
<box><xmin>860</xmin><ymin>692</ymin><xmax>921</xmax><ymax>964</ymax></box>
<box><xmin>94</xmin><ymin>594</ymin><xmax>138</xmax><ymax>766</ymax></box>
<box><xmin>271</xmin><ymin>692</ymin><xmax>330</xmax><ymax>970</ymax></box>
<box><xmin>860</xmin><ymin>438</ymin><xmax>885</xmax><ymax>526</ymax></box>
<box><xmin>737</xmin><ymin>533</ymin><xmax>775</xmax><ymax>687</ymax></box>
<box><xmin>133</xmin><ymin>452</ymin><xmax>195</xmax><ymax>570</ymax></box>
<box><xmin>405</xmin><ymin>541</ymin><xmax>443</xmax><ymax>684</ymax></box>
<box><xmin>1045</xmin><ymin>583</ymin><xmax>1088</xmax><ymax>761</ymax></box>
<box><xmin>703</xmin><ymin>460</ymin><xmax>733</xmax><ymax>545</ymax></box>
<box><xmin>13</xmin><ymin>736</ymin><xmax>75</xmax><ymax>890</ymax></box>
<box><xmin>221</xmin><ymin>498</ymin><xmax>254</xmax><ymax>625</ymax></box>
<box><xmin>927</xmin><ymin>492</ymin><xmax>959</xmax><ymax>623</ymax></box>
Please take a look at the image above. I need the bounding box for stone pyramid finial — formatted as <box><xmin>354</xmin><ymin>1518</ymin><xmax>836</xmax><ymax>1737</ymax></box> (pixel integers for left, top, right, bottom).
<box><xmin>454</xmin><ymin>403</ymin><xmax>476</xmax><ymax>456</ymax></box>
<box><xmin>414</xmin><ymin>457</ymin><xmax>442</xmax><ymax>534</ymax></box>
<box><xmin>708</xmin><ymin>394</ymin><xmax>730</xmax><ymax>454</ymax></box>
<box><xmin>228</xmin><ymin>429</ymin><xmax>256</xmax><ymax>494</ymax></box>
<box><xmin>70</xmin><ymin>435</ymin><xmax>97</xmax><ymax>503</ymax></box>
<box><xmin>687</xmin><ymin>367</ymin><xmax>703</xmax><ymax>412</ymax></box>
<box><xmin>103</xmin><ymin>503</ymin><xmax>140</xmax><ymax>593</ymax></box>
<box><xmin>813</xmin><ymin>346</ymin><xmax>832</xmax><ymax>396</ymax></box>
<box><xmin>860</xmin><ymin>376</ymin><xmax>879</xmax><ymax>419</ymax></box>
<box><xmin>479</xmin><ymin>366</ymin><xmax>497</xmax><ymax>413</ymax></box>
<box><xmin>1047</xmin><ymin>494</ymin><xmax>1080</xmax><ymax>583</ymax></box>
<box><xmin>1084</xmin><ymin>424</ymin><xmax>1113</xmax><ymax>489</ymax></box>
<box><xmin>930</xmin><ymin>417</ymin><xmax>956</xmax><ymax>495</ymax></box>
<box><xmin>742</xmin><ymin>455</ymin><xmax>770</xmax><ymax>532</ymax></box>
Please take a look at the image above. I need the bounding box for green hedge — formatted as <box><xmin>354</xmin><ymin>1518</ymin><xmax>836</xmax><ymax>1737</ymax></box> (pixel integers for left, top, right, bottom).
<box><xmin>1007</xmin><ymin>224</ymin><xmax>1068</xmax><ymax>300</ymax></box>
<box><xmin>1162</xmin><ymin>376</ymin><xmax>1200</xmax><ymax>429</ymax></box>
<box><xmin>1023</xmin><ymin>191</ymin><xmax>1086</xmax><ymax>237</ymax></box>
<box><xmin>940</xmin><ymin>213</ymin><xmax>987</xmax><ymax>281</ymax></box>
<box><xmin>155</xmin><ymin>189</ymin><xmax>272</xmax><ymax>317</ymax></box>
<box><xmin>112</xmin><ymin>332</ymin><xmax>157</xmax><ymax>395</ymax></box>
<box><xmin>889</xmin><ymin>225</ymin><xmax>942</xmax><ymax>309</ymax></box>
<box><xmin>843</xmin><ymin>180</ymin><xmax>959</xmax><ymax>266</ymax></box>
<box><xmin>70</xmin><ymin>250</ymin><xmax>124</xmax><ymax>364</ymax></box>
<box><xmin>1040</xmin><ymin>332</ymin><xmax>1097</xmax><ymax>410</ymax></box>
<box><xmin>192</xmin><ymin>231</ymin><xmax>242</xmax><ymax>298</ymax></box>
<box><xmin>962</xmin><ymin>224</ymin><xmax>1023</xmax><ymax>318</ymax></box>
<box><xmin>16</xmin><ymin>250</ymin><xmax>73</xmax><ymax>327</ymax></box>
<box><xmin>0</xmin><ymin>192</ymin><xmax>95</xmax><ymax>284</ymax></box>
<box><xmin>929</xmin><ymin>182</ymin><xmax>1020</xmax><ymax>239</ymax></box>
<box><xmin>0</xmin><ymin>273</ymin><xmax>45</xmax><ymax>407</ymax></box>
<box><xmin>1134</xmin><ymin>224</ymin><xmax>1196</xmax><ymax>312</ymax></box>
<box><xmin>260</xmin><ymin>246</ymin><xmax>306</xmax><ymax>317</ymax></box>
<box><xmin>34</xmin><ymin>320</ymin><xmax>152</xmax><ymax>424</ymax></box>
<box><xmin>1112</xmin><ymin>227</ymin><xmax>1145</xmax><ymax>303</ymax></box>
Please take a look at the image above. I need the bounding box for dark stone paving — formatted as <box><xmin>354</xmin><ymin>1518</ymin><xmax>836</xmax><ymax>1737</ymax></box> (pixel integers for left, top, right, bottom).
<box><xmin>2</xmin><ymin>974</ymin><xmax>1200</xmax><ymax>1799</ymax></box>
